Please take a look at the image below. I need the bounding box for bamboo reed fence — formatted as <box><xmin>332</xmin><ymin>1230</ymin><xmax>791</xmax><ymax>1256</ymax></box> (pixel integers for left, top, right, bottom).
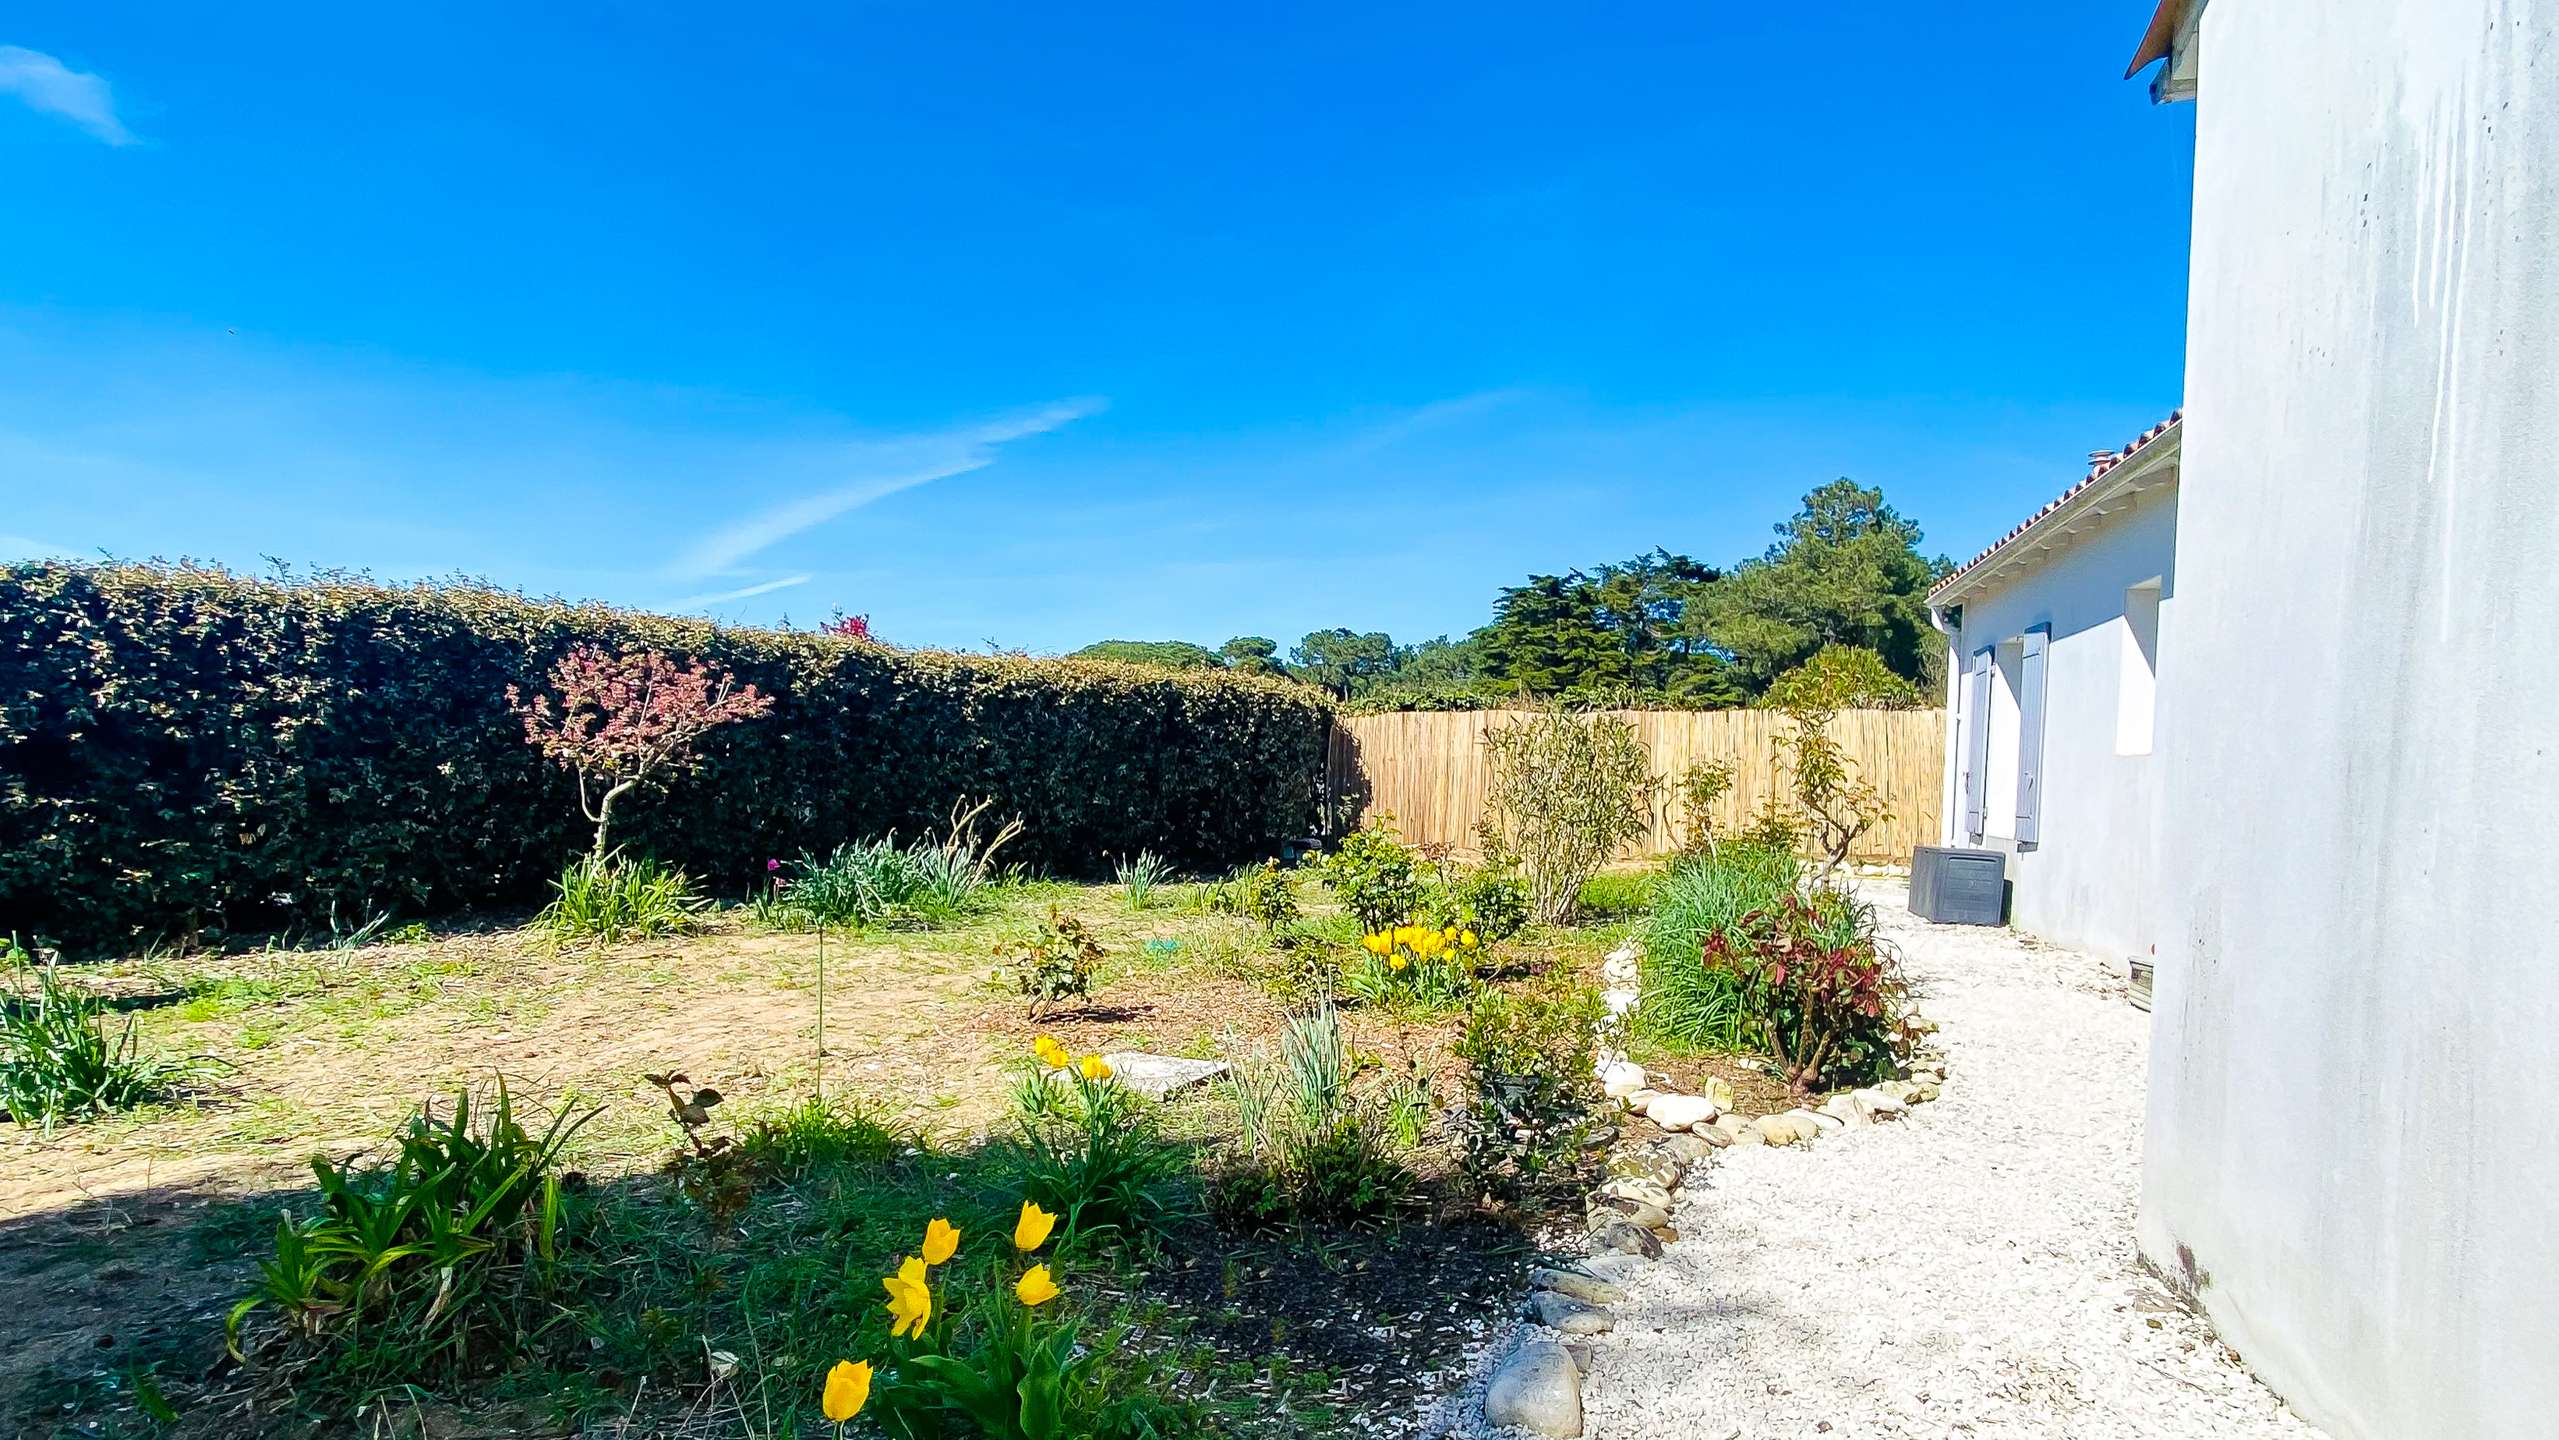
<box><xmin>1325</xmin><ymin>708</ymin><xmax>1944</xmax><ymax>863</ymax></box>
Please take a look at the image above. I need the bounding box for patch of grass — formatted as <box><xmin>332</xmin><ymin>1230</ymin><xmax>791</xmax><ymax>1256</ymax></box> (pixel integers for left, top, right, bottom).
<box><xmin>1574</xmin><ymin>869</ymin><xmax>1661</xmax><ymax>921</ymax></box>
<box><xmin>1636</xmin><ymin>842</ymin><xmax>1801</xmax><ymax>1053</ymax></box>
<box><xmin>1116</xmin><ymin>849</ymin><xmax>1172</xmax><ymax>910</ymax></box>
<box><xmin>738</xmin><ymin>1092</ymin><xmax>917</xmax><ymax>1173</ymax></box>
<box><xmin>535</xmin><ymin>851</ymin><xmax>706</xmax><ymax>943</ymax></box>
<box><xmin>2</xmin><ymin>942</ymin><xmax>225</xmax><ymax>1131</ymax></box>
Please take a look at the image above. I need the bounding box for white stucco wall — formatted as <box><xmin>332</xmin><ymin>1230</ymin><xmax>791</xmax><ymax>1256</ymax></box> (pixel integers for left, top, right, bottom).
<box><xmin>2142</xmin><ymin>4</ymin><xmax>2559</xmax><ymax>1439</ymax></box>
<box><xmin>1940</xmin><ymin>482</ymin><xmax>2177</xmax><ymax>962</ymax></box>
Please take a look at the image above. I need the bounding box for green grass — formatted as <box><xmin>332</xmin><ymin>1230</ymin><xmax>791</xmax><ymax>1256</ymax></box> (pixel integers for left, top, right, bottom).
<box><xmin>536</xmin><ymin>851</ymin><xmax>707</xmax><ymax>943</ymax></box>
<box><xmin>1634</xmin><ymin>842</ymin><xmax>1801</xmax><ymax>1053</ymax></box>
<box><xmin>1</xmin><ymin>946</ymin><xmax>226</xmax><ymax>1130</ymax></box>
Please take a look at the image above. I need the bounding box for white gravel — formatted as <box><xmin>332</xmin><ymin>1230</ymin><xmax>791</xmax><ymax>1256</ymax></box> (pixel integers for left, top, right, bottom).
<box><xmin>1429</xmin><ymin>880</ymin><xmax>2330</xmax><ymax>1440</ymax></box>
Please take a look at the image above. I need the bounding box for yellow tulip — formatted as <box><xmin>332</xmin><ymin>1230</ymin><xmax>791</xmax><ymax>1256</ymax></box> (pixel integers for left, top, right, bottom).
<box><xmin>822</xmin><ymin>1358</ymin><xmax>872</xmax><ymax>1422</ymax></box>
<box><xmin>921</xmin><ymin>1217</ymin><xmax>960</xmax><ymax>1266</ymax></box>
<box><xmin>1389</xmin><ymin>954</ymin><xmax>1408</xmax><ymax>971</ymax></box>
<box><xmin>1014</xmin><ymin>1198</ymin><xmax>1058</xmax><ymax>1251</ymax></box>
<box><xmin>1461</xmin><ymin>929</ymin><xmax>1479</xmax><ymax>948</ymax></box>
<box><xmin>1015</xmin><ymin>1263</ymin><xmax>1062</xmax><ymax>1307</ymax></box>
<box><xmin>1032</xmin><ymin>1035</ymin><xmax>1069</xmax><ymax>1067</ymax></box>
<box><xmin>1078</xmin><ymin>1054</ymin><xmax>1114</xmax><ymax>1081</ymax></box>
<box><xmin>882</xmin><ymin>1255</ymin><xmax>932</xmax><ymax>1338</ymax></box>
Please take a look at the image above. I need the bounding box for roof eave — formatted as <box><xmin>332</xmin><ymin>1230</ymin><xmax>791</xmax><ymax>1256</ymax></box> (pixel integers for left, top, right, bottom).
<box><xmin>1930</xmin><ymin>422</ymin><xmax>2182</xmax><ymax>609</ymax></box>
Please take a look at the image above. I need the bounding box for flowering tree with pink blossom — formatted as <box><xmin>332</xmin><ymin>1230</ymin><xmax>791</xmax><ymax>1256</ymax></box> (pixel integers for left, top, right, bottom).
<box><xmin>507</xmin><ymin>646</ymin><xmax>775</xmax><ymax>858</ymax></box>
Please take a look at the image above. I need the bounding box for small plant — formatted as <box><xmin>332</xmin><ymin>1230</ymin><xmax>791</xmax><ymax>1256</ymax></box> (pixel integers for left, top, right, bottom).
<box><xmin>535</xmin><ymin>849</ymin><xmax>706</xmax><ymax>942</ymax></box>
<box><xmin>1772</xmin><ymin>688</ymin><xmax>1887</xmax><ymax>877</ymax></box>
<box><xmin>1735</xmin><ymin>795</ymin><xmax>1804</xmax><ymax>854</ymax></box>
<box><xmin>1454</xmin><ymin>983</ymin><xmax>1608</xmax><ymax>1206</ymax></box>
<box><xmin>1002</xmin><ymin>910</ymin><xmax>1105</xmax><ymax>1018</ymax></box>
<box><xmin>1431</xmin><ymin>862</ymin><xmax>1531</xmax><ymax>942</ymax></box>
<box><xmin>228</xmin><ymin>1078</ymin><xmax>598</xmax><ymax>1390</ymax></box>
<box><xmin>1014</xmin><ymin>1041</ymin><xmax>1193</xmax><ymax>1244</ymax></box>
<box><xmin>742</xmin><ymin>1092</ymin><xmax>916</xmax><ymax>1174</ymax></box>
<box><xmin>1480</xmin><ymin>710</ymin><xmax>1659</xmax><ymax>925</ymax></box>
<box><xmin>840</xmin><ymin>1200</ymin><xmax>1179</xmax><ymax>1440</ymax></box>
<box><xmin>762</xmin><ymin>798</ymin><xmax>1025</xmax><ymax>930</ymax></box>
<box><xmin>1675</xmin><ymin>757</ymin><xmax>1737</xmax><ymax>857</ymax></box>
<box><xmin>1573</xmin><ymin>870</ymin><xmax>1660</xmax><ymax>920</ymax></box>
<box><xmin>1</xmin><ymin>939</ymin><xmax>224</xmax><ymax>1131</ymax></box>
<box><xmin>1234</xmin><ymin>859</ymin><xmax>1301</xmax><ymax>930</ymax></box>
<box><xmin>1705</xmin><ymin>887</ymin><xmax>1908</xmax><ymax>1094</ymax></box>
<box><xmin>1318</xmin><ymin>816</ymin><xmax>1426</xmax><ymax>933</ymax></box>
<box><xmin>1114</xmin><ymin>850</ymin><xmax>1170</xmax><ymax>910</ymax></box>
<box><xmin>507</xmin><ymin>644</ymin><xmax>774</xmax><ymax>858</ymax></box>
<box><xmin>1337</xmin><ymin>920</ymin><xmax>1480</xmax><ymax>1015</ymax></box>
<box><xmin>1209</xmin><ymin>1000</ymin><xmax>1415</xmax><ymax>1231</ymax></box>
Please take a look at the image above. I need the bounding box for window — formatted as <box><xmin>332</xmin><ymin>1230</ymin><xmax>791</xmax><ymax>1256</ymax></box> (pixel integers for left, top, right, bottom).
<box><xmin>2117</xmin><ymin>580</ymin><xmax>2161</xmax><ymax>755</ymax></box>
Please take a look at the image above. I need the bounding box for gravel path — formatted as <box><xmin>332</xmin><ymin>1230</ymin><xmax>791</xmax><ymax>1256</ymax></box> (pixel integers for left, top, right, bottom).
<box><xmin>1431</xmin><ymin>881</ymin><xmax>2329</xmax><ymax>1440</ymax></box>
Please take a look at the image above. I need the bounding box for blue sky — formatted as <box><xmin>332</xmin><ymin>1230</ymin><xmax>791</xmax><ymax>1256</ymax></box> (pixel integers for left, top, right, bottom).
<box><xmin>0</xmin><ymin>4</ymin><xmax>2193</xmax><ymax>653</ymax></box>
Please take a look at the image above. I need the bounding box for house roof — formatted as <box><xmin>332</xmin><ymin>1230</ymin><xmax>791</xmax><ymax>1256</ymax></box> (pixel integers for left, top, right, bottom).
<box><xmin>2127</xmin><ymin>0</ymin><xmax>2190</xmax><ymax>78</ymax></box>
<box><xmin>1929</xmin><ymin>412</ymin><xmax>2183</xmax><ymax>607</ymax></box>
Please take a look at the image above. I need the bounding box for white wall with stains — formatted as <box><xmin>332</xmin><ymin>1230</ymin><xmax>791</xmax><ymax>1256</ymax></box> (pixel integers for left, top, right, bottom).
<box><xmin>2142</xmin><ymin>3</ymin><xmax>2559</xmax><ymax>1437</ymax></box>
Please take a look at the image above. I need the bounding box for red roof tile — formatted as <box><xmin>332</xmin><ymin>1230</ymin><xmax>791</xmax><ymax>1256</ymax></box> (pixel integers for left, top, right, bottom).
<box><xmin>1931</xmin><ymin>411</ymin><xmax>2182</xmax><ymax>603</ymax></box>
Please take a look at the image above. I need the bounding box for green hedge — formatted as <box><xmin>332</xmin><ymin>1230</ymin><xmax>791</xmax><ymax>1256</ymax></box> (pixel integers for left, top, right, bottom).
<box><xmin>0</xmin><ymin>563</ymin><xmax>1334</xmax><ymax>956</ymax></box>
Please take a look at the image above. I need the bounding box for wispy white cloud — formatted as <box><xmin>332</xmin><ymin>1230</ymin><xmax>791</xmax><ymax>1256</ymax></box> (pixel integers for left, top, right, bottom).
<box><xmin>0</xmin><ymin>46</ymin><xmax>135</xmax><ymax>146</ymax></box>
<box><xmin>668</xmin><ymin>398</ymin><xmax>1103</xmax><ymax>579</ymax></box>
<box><xmin>671</xmin><ymin>572</ymin><xmax>812</xmax><ymax>610</ymax></box>
<box><xmin>1328</xmin><ymin>388</ymin><xmax>1528</xmax><ymax>459</ymax></box>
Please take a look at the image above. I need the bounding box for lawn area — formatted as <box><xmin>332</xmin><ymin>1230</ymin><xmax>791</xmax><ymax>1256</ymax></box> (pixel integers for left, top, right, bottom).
<box><xmin>1</xmin><ymin>869</ymin><xmax>1631</xmax><ymax>1439</ymax></box>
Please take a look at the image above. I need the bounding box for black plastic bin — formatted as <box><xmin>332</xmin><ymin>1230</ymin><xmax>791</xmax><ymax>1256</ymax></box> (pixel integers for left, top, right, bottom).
<box><xmin>1908</xmin><ymin>845</ymin><xmax>2009</xmax><ymax>925</ymax></box>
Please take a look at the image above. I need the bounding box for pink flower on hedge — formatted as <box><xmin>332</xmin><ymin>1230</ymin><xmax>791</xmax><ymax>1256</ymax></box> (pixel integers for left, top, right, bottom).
<box><xmin>767</xmin><ymin>858</ymin><xmax>782</xmax><ymax>872</ymax></box>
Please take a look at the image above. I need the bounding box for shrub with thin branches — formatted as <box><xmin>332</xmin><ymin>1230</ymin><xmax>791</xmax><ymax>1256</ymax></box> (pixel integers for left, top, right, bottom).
<box><xmin>1479</xmin><ymin>710</ymin><xmax>1659</xmax><ymax>926</ymax></box>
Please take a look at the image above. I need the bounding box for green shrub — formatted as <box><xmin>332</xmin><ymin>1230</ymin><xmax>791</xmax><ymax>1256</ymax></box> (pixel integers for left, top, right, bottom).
<box><xmin>1673</xmin><ymin>757</ymin><xmax>1737</xmax><ymax>856</ymax></box>
<box><xmin>534</xmin><ymin>850</ymin><xmax>705</xmax><ymax>942</ymax></box>
<box><xmin>1210</xmin><ymin>1000</ymin><xmax>1415</xmax><ymax>1231</ymax></box>
<box><xmin>765</xmin><ymin>805</ymin><xmax>1021</xmax><ymax>930</ymax></box>
<box><xmin>1</xmin><ymin>939</ymin><xmax>224</xmax><ymax>1130</ymax></box>
<box><xmin>1002</xmin><ymin>910</ymin><xmax>1105</xmax><ymax>1017</ymax></box>
<box><xmin>1574</xmin><ymin>870</ymin><xmax>1660</xmax><ymax>920</ymax></box>
<box><xmin>1637</xmin><ymin>842</ymin><xmax>1800</xmax><ymax>1051</ymax></box>
<box><xmin>1431</xmin><ymin>864</ymin><xmax>1531</xmax><ymax>942</ymax></box>
<box><xmin>227</xmin><ymin>1078</ymin><xmax>597</xmax><ymax>1390</ymax></box>
<box><xmin>1232</xmin><ymin>860</ymin><xmax>1301</xmax><ymax>930</ymax></box>
<box><xmin>0</xmin><ymin>562</ymin><xmax>1333</xmax><ymax>956</ymax></box>
<box><xmin>1454</xmin><ymin>985</ymin><xmax>1608</xmax><ymax>1206</ymax></box>
<box><xmin>1479</xmin><ymin>711</ymin><xmax>1659</xmax><ymax>925</ymax></box>
<box><xmin>1758</xmin><ymin>643</ymin><xmax>1925</xmax><ymax>712</ymax></box>
<box><xmin>1317</xmin><ymin>817</ymin><xmax>1426</xmax><ymax>932</ymax></box>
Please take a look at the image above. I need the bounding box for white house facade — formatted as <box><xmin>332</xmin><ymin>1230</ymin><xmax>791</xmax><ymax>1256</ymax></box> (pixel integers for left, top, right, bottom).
<box><xmin>2134</xmin><ymin>2</ymin><xmax>2559</xmax><ymax>1438</ymax></box>
<box><xmin>1927</xmin><ymin>415</ymin><xmax>2179</xmax><ymax>964</ymax></box>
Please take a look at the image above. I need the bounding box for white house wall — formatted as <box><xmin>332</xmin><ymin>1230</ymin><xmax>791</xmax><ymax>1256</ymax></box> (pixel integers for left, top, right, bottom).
<box><xmin>1944</xmin><ymin>481</ymin><xmax>2177</xmax><ymax>963</ymax></box>
<box><xmin>2143</xmin><ymin>3</ymin><xmax>2559</xmax><ymax>1438</ymax></box>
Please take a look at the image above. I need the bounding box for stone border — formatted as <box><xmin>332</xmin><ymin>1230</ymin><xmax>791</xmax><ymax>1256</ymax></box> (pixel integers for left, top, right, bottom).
<box><xmin>1476</xmin><ymin>941</ymin><xmax>1951</xmax><ymax>1437</ymax></box>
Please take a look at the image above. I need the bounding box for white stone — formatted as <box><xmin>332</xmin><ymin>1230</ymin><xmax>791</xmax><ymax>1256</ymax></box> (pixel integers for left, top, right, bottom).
<box><xmin>1819</xmin><ymin>1093</ymin><xmax>1870</xmax><ymax>1129</ymax></box>
<box><xmin>1529</xmin><ymin>1288</ymin><xmax>1617</xmax><ymax>1335</ymax></box>
<box><xmin>1698</xmin><ymin>1076</ymin><xmax>1736</xmax><ymax>1110</ymax></box>
<box><xmin>1096</xmin><ymin>1052</ymin><xmax>1229</xmax><ymax>1100</ymax></box>
<box><xmin>1851</xmin><ymin>1086</ymin><xmax>1907</xmax><ymax>1121</ymax></box>
<box><xmin>1644</xmin><ymin>1093</ymin><xmax>1720</xmax><ymax>1131</ymax></box>
<box><xmin>1484</xmin><ymin>1340</ymin><xmax>1584</xmax><ymax>1436</ymax></box>
<box><xmin>1598</xmin><ymin>1060</ymin><xmax>1648</xmax><ymax>1098</ymax></box>
<box><xmin>1601</xmin><ymin>987</ymin><xmax>1641</xmax><ymax>1016</ymax></box>
<box><xmin>1794</xmin><ymin>1105</ymin><xmax>1842</xmax><ymax>1134</ymax></box>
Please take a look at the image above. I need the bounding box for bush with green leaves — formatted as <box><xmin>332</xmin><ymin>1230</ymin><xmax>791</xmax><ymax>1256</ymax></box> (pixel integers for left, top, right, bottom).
<box><xmin>1001</xmin><ymin>910</ymin><xmax>1106</xmax><ymax>1018</ymax></box>
<box><xmin>762</xmin><ymin>801</ymin><xmax>1024</xmax><ymax>931</ymax></box>
<box><xmin>0</xmin><ymin>561</ymin><xmax>1332</xmax><ymax>956</ymax></box>
<box><xmin>1637</xmin><ymin>841</ymin><xmax>1801</xmax><ymax>1052</ymax></box>
<box><xmin>1674</xmin><ymin>757</ymin><xmax>1737</xmax><ymax>856</ymax></box>
<box><xmin>1317</xmin><ymin>816</ymin><xmax>1426</xmax><ymax>932</ymax></box>
<box><xmin>534</xmin><ymin>850</ymin><xmax>706</xmax><ymax>942</ymax></box>
<box><xmin>1230</xmin><ymin>859</ymin><xmax>1301</xmax><ymax>930</ymax></box>
<box><xmin>228</xmin><ymin>1078</ymin><xmax>598</xmax><ymax>1391</ymax></box>
<box><xmin>1</xmin><ymin>938</ymin><xmax>224</xmax><ymax>1130</ymax></box>
<box><xmin>1454</xmin><ymin>984</ymin><xmax>1608</xmax><ymax>1206</ymax></box>
<box><xmin>1209</xmin><ymin>999</ymin><xmax>1416</xmax><ymax>1231</ymax></box>
<box><xmin>1479</xmin><ymin>710</ymin><xmax>1659</xmax><ymax>925</ymax></box>
<box><xmin>1701</xmin><ymin>885</ymin><xmax>1907</xmax><ymax>1094</ymax></box>
<box><xmin>1773</xmin><ymin>686</ymin><xmax>1888</xmax><ymax>875</ymax></box>
<box><xmin>1428</xmin><ymin>863</ymin><xmax>1531</xmax><ymax>942</ymax></box>
<box><xmin>1758</xmin><ymin>643</ymin><xmax>1925</xmax><ymax>712</ymax></box>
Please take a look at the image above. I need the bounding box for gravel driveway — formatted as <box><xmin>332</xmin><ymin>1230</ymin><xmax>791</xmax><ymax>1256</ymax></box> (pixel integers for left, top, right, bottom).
<box><xmin>1434</xmin><ymin>880</ymin><xmax>2329</xmax><ymax>1440</ymax></box>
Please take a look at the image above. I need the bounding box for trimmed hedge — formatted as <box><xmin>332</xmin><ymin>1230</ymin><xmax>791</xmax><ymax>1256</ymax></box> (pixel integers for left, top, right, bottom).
<box><xmin>0</xmin><ymin>563</ymin><xmax>1334</xmax><ymax>956</ymax></box>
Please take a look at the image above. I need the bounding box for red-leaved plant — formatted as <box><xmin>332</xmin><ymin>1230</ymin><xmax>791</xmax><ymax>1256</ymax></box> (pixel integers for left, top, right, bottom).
<box><xmin>1701</xmin><ymin>890</ymin><xmax>1906</xmax><ymax>1095</ymax></box>
<box><xmin>507</xmin><ymin>646</ymin><xmax>775</xmax><ymax>857</ymax></box>
<box><xmin>821</xmin><ymin>612</ymin><xmax>874</xmax><ymax>642</ymax></box>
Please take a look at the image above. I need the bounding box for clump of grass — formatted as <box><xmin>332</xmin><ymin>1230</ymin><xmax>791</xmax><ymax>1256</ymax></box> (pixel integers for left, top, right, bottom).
<box><xmin>1636</xmin><ymin>841</ymin><xmax>1801</xmax><ymax>1052</ymax></box>
<box><xmin>1115</xmin><ymin>850</ymin><xmax>1170</xmax><ymax>910</ymax></box>
<box><xmin>227</xmin><ymin>1078</ymin><xmax>597</xmax><ymax>1392</ymax></box>
<box><xmin>1</xmin><ymin>939</ymin><xmax>224</xmax><ymax>1131</ymax></box>
<box><xmin>741</xmin><ymin>1093</ymin><xmax>918</xmax><ymax>1173</ymax></box>
<box><xmin>759</xmin><ymin>799</ymin><xmax>1026</xmax><ymax>930</ymax></box>
<box><xmin>1574</xmin><ymin>869</ymin><xmax>1661</xmax><ymax>921</ymax></box>
<box><xmin>1013</xmin><ymin>1048</ymin><xmax>1195</xmax><ymax>1245</ymax></box>
<box><xmin>1210</xmin><ymin>998</ymin><xmax>1417</xmax><ymax>1230</ymax></box>
<box><xmin>535</xmin><ymin>851</ymin><xmax>705</xmax><ymax>943</ymax></box>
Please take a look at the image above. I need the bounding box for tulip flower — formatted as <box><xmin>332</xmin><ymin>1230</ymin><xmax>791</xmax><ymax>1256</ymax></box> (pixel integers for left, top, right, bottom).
<box><xmin>921</xmin><ymin>1217</ymin><xmax>960</xmax><ymax>1265</ymax></box>
<box><xmin>1461</xmin><ymin>929</ymin><xmax>1479</xmax><ymax>948</ymax></box>
<box><xmin>1014</xmin><ymin>1198</ymin><xmax>1058</xmax><ymax>1251</ymax></box>
<box><xmin>1032</xmin><ymin>1035</ymin><xmax>1069</xmax><ymax>1068</ymax></box>
<box><xmin>1015</xmin><ymin>1263</ymin><xmax>1061</xmax><ymax>1307</ymax></box>
<box><xmin>882</xmin><ymin>1255</ymin><xmax>933</xmax><ymax>1338</ymax></box>
<box><xmin>1078</xmin><ymin>1054</ymin><xmax>1114</xmax><ymax>1081</ymax></box>
<box><xmin>822</xmin><ymin>1358</ymin><xmax>872</xmax><ymax>1423</ymax></box>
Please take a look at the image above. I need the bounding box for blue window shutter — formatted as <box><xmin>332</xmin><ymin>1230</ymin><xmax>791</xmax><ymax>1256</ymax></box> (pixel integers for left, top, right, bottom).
<box><xmin>1961</xmin><ymin>647</ymin><xmax>1993</xmax><ymax>843</ymax></box>
<box><xmin>2016</xmin><ymin>625</ymin><xmax>2051</xmax><ymax>845</ymax></box>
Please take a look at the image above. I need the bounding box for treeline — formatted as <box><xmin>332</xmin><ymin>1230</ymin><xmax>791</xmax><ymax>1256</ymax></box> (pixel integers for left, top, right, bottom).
<box><xmin>1072</xmin><ymin>480</ymin><xmax>1949</xmax><ymax>712</ymax></box>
